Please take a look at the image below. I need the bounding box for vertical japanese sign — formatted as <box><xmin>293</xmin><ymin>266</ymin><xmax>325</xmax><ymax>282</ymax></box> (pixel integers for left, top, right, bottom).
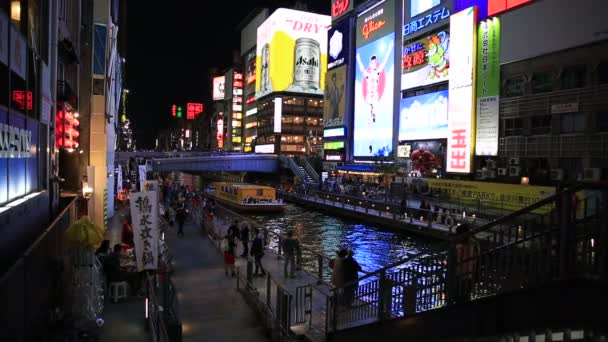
<box><xmin>117</xmin><ymin>164</ymin><xmax>123</xmax><ymax>192</ymax></box>
<box><xmin>138</xmin><ymin>165</ymin><xmax>147</xmax><ymax>192</ymax></box>
<box><xmin>447</xmin><ymin>6</ymin><xmax>476</xmax><ymax>173</ymax></box>
<box><xmin>129</xmin><ymin>191</ymin><xmax>159</xmax><ymax>272</ymax></box>
<box><xmin>475</xmin><ymin>17</ymin><xmax>500</xmax><ymax>156</ymax></box>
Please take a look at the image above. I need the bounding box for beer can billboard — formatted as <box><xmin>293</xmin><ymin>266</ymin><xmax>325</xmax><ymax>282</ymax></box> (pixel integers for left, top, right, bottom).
<box><xmin>255</xmin><ymin>8</ymin><xmax>331</xmax><ymax>99</ymax></box>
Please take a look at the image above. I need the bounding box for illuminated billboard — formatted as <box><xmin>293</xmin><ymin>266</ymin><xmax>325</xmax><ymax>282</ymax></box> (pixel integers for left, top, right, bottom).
<box><xmin>447</xmin><ymin>6</ymin><xmax>476</xmax><ymax>173</ymax></box>
<box><xmin>402</xmin><ymin>29</ymin><xmax>450</xmax><ymax>90</ymax></box>
<box><xmin>213</xmin><ymin>76</ymin><xmax>225</xmax><ymax>101</ymax></box>
<box><xmin>356</xmin><ymin>0</ymin><xmax>395</xmax><ymax>48</ymax></box>
<box><xmin>332</xmin><ymin>0</ymin><xmax>354</xmax><ymax>21</ymax></box>
<box><xmin>255</xmin><ymin>8</ymin><xmax>331</xmax><ymax>99</ymax></box>
<box><xmin>255</xmin><ymin>144</ymin><xmax>275</xmax><ymax>153</ymax></box>
<box><xmin>323</xmin><ymin>66</ymin><xmax>346</xmax><ymax>128</ymax></box>
<box><xmin>403</xmin><ymin>0</ymin><xmax>453</xmax><ymax>38</ymax></box>
<box><xmin>186</xmin><ymin>103</ymin><xmax>203</xmax><ymax>120</ymax></box>
<box><xmin>399</xmin><ymin>90</ymin><xmax>448</xmax><ymax>141</ymax></box>
<box><xmin>411</xmin><ymin>0</ymin><xmax>441</xmax><ymax>17</ymax></box>
<box><xmin>324</xmin><ymin>127</ymin><xmax>345</xmax><ymax>138</ymax></box>
<box><xmin>328</xmin><ymin>19</ymin><xmax>350</xmax><ymax>70</ymax></box>
<box><xmin>475</xmin><ymin>18</ymin><xmax>500</xmax><ymax>156</ymax></box>
<box><xmin>354</xmin><ymin>32</ymin><xmax>395</xmax><ymax>157</ymax></box>
<box><xmin>488</xmin><ymin>0</ymin><xmax>533</xmax><ymax>16</ymax></box>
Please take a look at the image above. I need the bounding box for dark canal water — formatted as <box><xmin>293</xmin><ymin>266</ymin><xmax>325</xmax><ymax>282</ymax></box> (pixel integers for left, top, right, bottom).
<box><xmin>246</xmin><ymin>203</ymin><xmax>431</xmax><ymax>274</ymax></box>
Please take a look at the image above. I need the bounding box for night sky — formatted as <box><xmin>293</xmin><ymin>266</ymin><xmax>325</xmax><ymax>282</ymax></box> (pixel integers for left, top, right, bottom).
<box><xmin>127</xmin><ymin>0</ymin><xmax>330</xmax><ymax>149</ymax></box>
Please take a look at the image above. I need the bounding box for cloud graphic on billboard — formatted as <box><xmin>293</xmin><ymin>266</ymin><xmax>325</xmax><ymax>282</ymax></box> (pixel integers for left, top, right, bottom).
<box><xmin>329</xmin><ymin>30</ymin><xmax>343</xmax><ymax>59</ymax></box>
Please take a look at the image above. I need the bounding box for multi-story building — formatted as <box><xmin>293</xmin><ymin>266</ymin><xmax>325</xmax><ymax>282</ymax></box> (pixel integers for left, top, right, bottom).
<box><xmin>494</xmin><ymin>0</ymin><xmax>608</xmax><ymax>184</ymax></box>
<box><xmin>252</xmin><ymin>8</ymin><xmax>330</xmax><ymax>156</ymax></box>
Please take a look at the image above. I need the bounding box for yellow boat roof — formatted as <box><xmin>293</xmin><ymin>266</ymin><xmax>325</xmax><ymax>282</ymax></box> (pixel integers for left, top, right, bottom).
<box><xmin>213</xmin><ymin>182</ymin><xmax>275</xmax><ymax>191</ymax></box>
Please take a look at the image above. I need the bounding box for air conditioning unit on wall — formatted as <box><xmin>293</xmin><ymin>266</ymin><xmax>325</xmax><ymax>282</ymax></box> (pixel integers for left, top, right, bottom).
<box><xmin>509</xmin><ymin>166</ymin><xmax>521</xmax><ymax>177</ymax></box>
<box><xmin>550</xmin><ymin>169</ymin><xmax>564</xmax><ymax>181</ymax></box>
<box><xmin>509</xmin><ymin>157</ymin><xmax>520</xmax><ymax>165</ymax></box>
<box><xmin>497</xmin><ymin>168</ymin><xmax>507</xmax><ymax>176</ymax></box>
<box><xmin>475</xmin><ymin>170</ymin><xmax>486</xmax><ymax>179</ymax></box>
<box><xmin>583</xmin><ymin>168</ymin><xmax>601</xmax><ymax>181</ymax></box>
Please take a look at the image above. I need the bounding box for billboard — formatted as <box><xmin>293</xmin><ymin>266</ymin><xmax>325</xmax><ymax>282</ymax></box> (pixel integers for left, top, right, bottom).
<box><xmin>399</xmin><ymin>90</ymin><xmax>449</xmax><ymax>141</ymax></box>
<box><xmin>328</xmin><ymin>19</ymin><xmax>350</xmax><ymax>70</ymax></box>
<box><xmin>332</xmin><ymin>0</ymin><xmax>354</xmax><ymax>21</ymax></box>
<box><xmin>475</xmin><ymin>18</ymin><xmax>500</xmax><ymax>156</ymax></box>
<box><xmin>353</xmin><ymin>32</ymin><xmax>395</xmax><ymax>157</ymax></box>
<box><xmin>255</xmin><ymin>8</ymin><xmax>331</xmax><ymax>99</ymax></box>
<box><xmin>447</xmin><ymin>6</ymin><xmax>476</xmax><ymax>173</ymax></box>
<box><xmin>323</xmin><ymin>66</ymin><xmax>346</xmax><ymax>128</ymax></box>
<box><xmin>213</xmin><ymin>76</ymin><xmax>225</xmax><ymax>101</ymax></box>
<box><xmin>401</xmin><ymin>29</ymin><xmax>450</xmax><ymax>90</ymax></box>
<box><xmin>488</xmin><ymin>0</ymin><xmax>533</xmax><ymax>16</ymax></box>
<box><xmin>356</xmin><ymin>0</ymin><xmax>395</xmax><ymax>48</ymax></box>
<box><xmin>403</xmin><ymin>0</ymin><xmax>453</xmax><ymax>38</ymax></box>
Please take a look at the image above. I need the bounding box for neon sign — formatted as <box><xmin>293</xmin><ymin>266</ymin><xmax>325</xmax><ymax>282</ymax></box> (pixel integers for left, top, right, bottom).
<box><xmin>361</xmin><ymin>19</ymin><xmax>386</xmax><ymax>40</ymax></box>
<box><xmin>186</xmin><ymin>102</ymin><xmax>203</xmax><ymax>120</ymax></box>
<box><xmin>488</xmin><ymin>0</ymin><xmax>533</xmax><ymax>16</ymax></box>
<box><xmin>12</xmin><ymin>90</ymin><xmax>32</xmax><ymax>110</ymax></box>
<box><xmin>56</xmin><ymin>105</ymin><xmax>80</xmax><ymax>149</ymax></box>
<box><xmin>331</xmin><ymin>0</ymin><xmax>352</xmax><ymax>20</ymax></box>
<box><xmin>403</xmin><ymin>7</ymin><xmax>450</xmax><ymax>36</ymax></box>
<box><xmin>402</xmin><ymin>42</ymin><xmax>426</xmax><ymax>69</ymax></box>
<box><xmin>171</xmin><ymin>104</ymin><xmax>176</xmax><ymax>117</ymax></box>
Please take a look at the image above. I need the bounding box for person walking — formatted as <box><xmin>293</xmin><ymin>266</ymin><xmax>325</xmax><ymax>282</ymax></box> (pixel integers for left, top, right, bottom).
<box><xmin>282</xmin><ymin>230</ymin><xmax>300</xmax><ymax>278</ymax></box>
<box><xmin>250</xmin><ymin>228</ymin><xmax>266</xmax><ymax>276</ymax></box>
<box><xmin>176</xmin><ymin>203</ymin><xmax>187</xmax><ymax>237</ymax></box>
<box><xmin>222</xmin><ymin>234</ymin><xmax>237</xmax><ymax>277</ymax></box>
<box><xmin>240</xmin><ymin>222</ymin><xmax>250</xmax><ymax>257</ymax></box>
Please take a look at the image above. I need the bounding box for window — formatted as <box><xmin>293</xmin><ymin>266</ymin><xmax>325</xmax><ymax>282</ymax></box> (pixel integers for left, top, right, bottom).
<box><xmin>561</xmin><ymin>66</ymin><xmax>586</xmax><ymax>90</ymax></box>
<box><xmin>531</xmin><ymin>115</ymin><xmax>551</xmax><ymax>135</ymax></box>
<box><xmin>531</xmin><ymin>71</ymin><xmax>554</xmax><ymax>94</ymax></box>
<box><xmin>597</xmin><ymin>111</ymin><xmax>608</xmax><ymax>132</ymax></box>
<box><xmin>503</xmin><ymin>118</ymin><xmax>523</xmax><ymax>136</ymax></box>
<box><xmin>560</xmin><ymin>113</ymin><xmax>585</xmax><ymax>133</ymax></box>
<box><xmin>599</xmin><ymin>61</ymin><xmax>608</xmax><ymax>84</ymax></box>
<box><xmin>504</xmin><ymin>76</ymin><xmax>525</xmax><ymax>97</ymax></box>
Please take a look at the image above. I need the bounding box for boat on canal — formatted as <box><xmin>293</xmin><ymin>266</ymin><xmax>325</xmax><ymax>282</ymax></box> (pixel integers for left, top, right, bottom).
<box><xmin>206</xmin><ymin>182</ymin><xmax>286</xmax><ymax>213</ymax></box>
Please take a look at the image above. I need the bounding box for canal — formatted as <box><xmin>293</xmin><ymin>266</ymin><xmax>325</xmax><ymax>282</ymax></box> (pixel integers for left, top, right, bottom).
<box><xmin>245</xmin><ymin>203</ymin><xmax>431</xmax><ymax>275</ymax></box>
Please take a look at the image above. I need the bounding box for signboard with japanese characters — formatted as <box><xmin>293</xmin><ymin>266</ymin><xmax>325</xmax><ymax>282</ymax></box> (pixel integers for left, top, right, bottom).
<box><xmin>328</xmin><ymin>19</ymin><xmax>350</xmax><ymax>70</ymax></box>
<box><xmin>129</xmin><ymin>191</ymin><xmax>159</xmax><ymax>272</ymax></box>
<box><xmin>356</xmin><ymin>0</ymin><xmax>395</xmax><ymax>48</ymax></box>
<box><xmin>475</xmin><ymin>18</ymin><xmax>500</xmax><ymax>156</ymax></box>
<box><xmin>331</xmin><ymin>0</ymin><xmax>354</xmax><ymax>22</ymax></box>
<box><xmin>447</xmin><ymin>6</ymin><xmax>476</xmax><ymax>173</ymax></box>
<box><xmin>401</xmin><ymin>29</ymin><xmax>450</xmax><ymax>90</ymax></box>
<box><xmin>403</xmin><ymin>0</ymin><xmax>453</xmax><ymax>38</ymax></box>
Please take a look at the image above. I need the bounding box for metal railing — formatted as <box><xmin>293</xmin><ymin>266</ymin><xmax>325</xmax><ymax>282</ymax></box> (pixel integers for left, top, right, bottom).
<box><xmin>280</xmin><ymin>156</ymin><xmax>308</xmax><ymax>185</ymax></box>
<box><xmin>146</xmin><ymin>275</ymin><xmax>171</xmax><ymax>342</ymax></box>
<box><xmin>0</xmin><ymin>196</ymin><xmax>77</xmax><ymax>339</ymax></box>
<box><xmin>322</xmin><ymin>184</ymin><xmax>608</xmax><ymax>334</ymax></box>
<box><xmin>236</xmin><ymin>267</ymin><xmax>311</xmax><ymax>341</ymax></box>
<box><xmin>298</xmin><ymin>157</ymin><xmax>320</xmax><ymax>183</ymax></box>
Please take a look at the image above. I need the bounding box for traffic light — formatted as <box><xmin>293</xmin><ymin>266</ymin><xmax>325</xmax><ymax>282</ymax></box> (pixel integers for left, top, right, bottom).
<box><xmin>171</xmin><ymin>104</ymin><xmax>177</xmax><ymax>117</ymax></box>
<box><xmin>177</xmin><ymin>106</ymin><xmax>183</xmax><ymax>118</ymax></box>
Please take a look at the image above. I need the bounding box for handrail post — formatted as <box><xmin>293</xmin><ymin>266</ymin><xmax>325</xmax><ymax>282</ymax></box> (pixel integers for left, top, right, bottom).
<box><xmin>559</xmin><ymin>189</ymin><xmax>573</xmax><ymax>279</ymax></box>
<box><xmin>446</xmin><ymin>242</ymin><xmax>457</xmax><ymax>305</ymax></box>
<box><xmin>599</xmin><ymin>189</ymin><xmax>608</xmax><ymax>280</ymax></box>
<box><xmin>378</xmin><ymin>269</ymin><xmax>390</xmax><ymax>321</ymax></box>
<box><xmin>404</xmin><ymin>277</ymin><xmax>418</xmax><ymax>316</ymax></box>
<box><xmin>266</xmin><ymin>273</ymin><xmax>271</xmax><ymax>308</ymax></box>
<box><xmin>317</xmin><ymin>255</ymin><xmax>323</xmax><ymax>284</ymax></box>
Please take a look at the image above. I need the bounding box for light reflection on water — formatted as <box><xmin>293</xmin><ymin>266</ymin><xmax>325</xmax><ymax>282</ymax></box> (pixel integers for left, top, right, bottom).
<box><xmin>246</xmin><ymin>203</ymin><xmax>430</xmax><ymax>274</ymax></box>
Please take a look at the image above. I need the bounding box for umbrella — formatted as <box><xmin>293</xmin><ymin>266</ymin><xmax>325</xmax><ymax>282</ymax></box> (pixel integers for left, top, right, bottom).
<box><xmin>64</xmin><ymin>216</ymin><xmax>104</xmax><ymax>250</ymax></box>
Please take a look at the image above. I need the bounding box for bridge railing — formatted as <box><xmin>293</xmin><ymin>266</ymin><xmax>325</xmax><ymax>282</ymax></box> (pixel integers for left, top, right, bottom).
<box><xmin>323</xmin><ymin>183</ymin><xmax>607</xmax><ymax>334</ymax></box>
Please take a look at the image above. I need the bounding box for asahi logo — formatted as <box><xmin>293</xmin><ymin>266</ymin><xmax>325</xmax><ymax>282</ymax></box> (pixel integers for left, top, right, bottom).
<box><xmin>295</xmin><ymin>55</ymin><xmax>319</xmax><ymax>68</ymax></box>
<box><xmin>0</xmin><ymin>123</ymin><xmax>32</xmax><ymax>158</ymax></box>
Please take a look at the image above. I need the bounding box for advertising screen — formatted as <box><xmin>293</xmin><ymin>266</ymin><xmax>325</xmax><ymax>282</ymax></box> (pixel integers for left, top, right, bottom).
<box><xmin>447</xmin><ymin>6</ymin><xmax>476</xmax><ymax>173</ymax></box>
<box><xmin>401</xmin><ymin>29</ymin><xmax>450</xmax><ymax>90</ymax></box>
<box><xmin>323</xmin><ymin>66</ymin><xmax>347</xmax><ymax>128</ymax></box>
<box><xmin>255</xmin><ymin>144</ymin><xmax>275</xmax><ymax>153</ymax></box>
<box><xmin>475</xmin><ymin>18</ymin><xmax>500</xmax><ymax>156</ymax></box>
<box><xmin>353</xmin><ymin>32</ymin><xmax>395</xmax><ymax>157</ymax></box>
<box><xmin>488</xmin><ymin>0</ymin><xmax>533</xmax><ymax>16</ymax></box>
<box><xmin>411</xmin><ymin>0</ymin><xmax>441</xmax><ymax>17</ymax></box>
<box><xmin>399</xmin><ymin>90</ymin><xmax>448</xmax><ymax>141</ymax></box>
<box><xmin>213</xmin><ymin>76</ymin><xmax>225</xmax><ymax>101</ymax></box>
<box><xmin>324</xmin><ymin>127</ymin><xmax>345</xmax><ymax>138</ymax></box>
<box><xmin>356</xmin><ymin>0</ymin><xmax>395</xmax><ymax>48</ymax></box>
<box><xmin>255</xmin><ymin>8</ymin><xmax>331</xmax><ymax>99</ymax></box>
<box><xmin>332</xmin><ymin>0</ymin><xmax>354</xmax><ymax>21</ymax></box>
<box><xmin>328</xmin><ymin>19</ymin><xmax>350</xmax><ymax>70</ymax></box>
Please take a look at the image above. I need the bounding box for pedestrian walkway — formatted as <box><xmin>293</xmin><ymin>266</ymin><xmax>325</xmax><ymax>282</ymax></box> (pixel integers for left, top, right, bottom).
<box><xmin>100</xmin><ymin>213</ymin><xmax>148</xmax><ymax>342</ymax></box>
<box><xmin>166</xmin><ymin>221</ymin><xmax>270</xmax><ymax>342</ymax></box>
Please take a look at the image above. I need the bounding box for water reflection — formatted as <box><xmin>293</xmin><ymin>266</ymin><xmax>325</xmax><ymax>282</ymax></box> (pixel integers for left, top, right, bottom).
<box><xmin>247</xmin><ymin>203</ymin><xmax>430</xmax><ymax>274</ymax></box>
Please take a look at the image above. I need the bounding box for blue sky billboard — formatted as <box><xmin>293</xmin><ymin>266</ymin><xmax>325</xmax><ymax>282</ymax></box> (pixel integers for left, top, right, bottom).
<box><xmin>399</xmin><ymin>90</ymin><xmax>449</xmax><ymax>141</ymax></box>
